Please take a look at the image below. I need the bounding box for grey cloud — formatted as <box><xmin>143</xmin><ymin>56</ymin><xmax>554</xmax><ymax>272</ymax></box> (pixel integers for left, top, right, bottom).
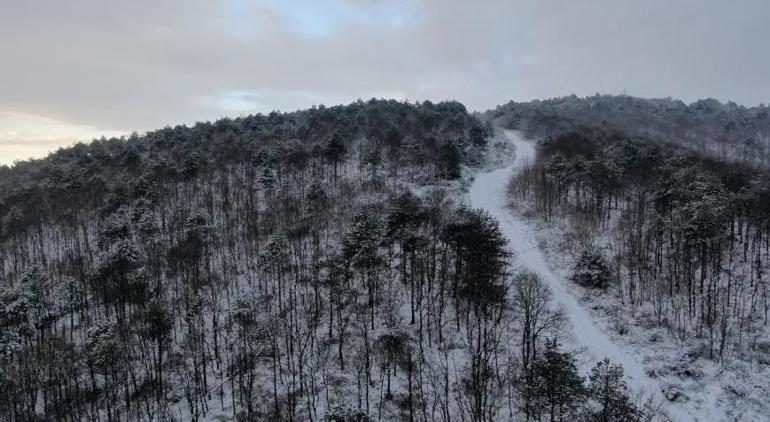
<box><xmin>1</xmin><ymin>0</ymin><xmax>768</xmax><ymax>137</ymax></box>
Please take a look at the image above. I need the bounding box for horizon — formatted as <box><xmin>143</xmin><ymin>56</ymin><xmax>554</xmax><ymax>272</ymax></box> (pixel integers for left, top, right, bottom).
<box><xmin>0</xmin><ymin>93</ymin><xmax>765</xmax><ymax>167</ymax></box>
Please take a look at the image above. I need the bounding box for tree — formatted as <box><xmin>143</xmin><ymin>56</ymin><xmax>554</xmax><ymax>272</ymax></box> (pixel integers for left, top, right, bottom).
<box><xmin>283</xmin><ymin>139</ymin><xmax>310</xmax><ymax>173</ymax></box>
<box><xmin>0</xmin><ymin>275</ymin><xmax>37</xmax><ymax>356</ymax></box>
<box><xmin>258</xmin><ymin>234</ymin><xmax>290</xmax><ymax>304</ymax></box>
<box><xmin>385</xmin><ymin>191</ymin><xmax>424</xmax><ymax>323</ymax></box>
<box><xmin>141</xmin><ymin>297</ymin><xmax>174</xmax><ymax>407</ymax></box>
<box><xmin>437</xmin><ymin>142</ymin><xmax>462</xmax><ymax>179</ymax></box>
<box><xmin>86</xmin><ymin>322</ymin><xmax>125</xmax><ymax>378</ymax></box>
<box><xmin>324</xmin><ymin>133</ymin><xmax>348</xmax><ymax>179</ymax></box>
<box><xmin>512</xmin><ymin>272</ymin><xmax>563</xmax><ymax>371</ymax></box>
<box><xmin>469</xmin><ymin>125</ymin><xmax>487</xmax><ymax>147</ymax></box>
<box><xmin>444</xmin><ymin>207</ymin><xmax>508</xmax><ymax>309</ymax></box>
<box><xmin>571</xmin><ymin>247</ymin><xmax>613</xmax><ymax>289</ymax></box>
<box><xmin>373</xmin><ymin>330</ymin><xmax>410</xmax><ymax>394</ymax></box>
<box><xmin>587</xmin><ymin>359</ymin><xmax>639</xmax><ymax>422</ymax></box>
<box><xmin>522</xmin><ymin>340</ymin><xmax>585</xmax><ymax>422</ymax></box>
<box><xmin>343</xmin><ymin>211</ymin><xmax>383</xmax><ymax>330</ymax></box>
<box><xmin>444</xmin><ymin>208</ymin><xmax>509</xmax><ymax>421</ymax></box>
<box><xmin>385</xmin><ymin>191</ymin><xmax>423</xmax><ymax>243</ymax></box>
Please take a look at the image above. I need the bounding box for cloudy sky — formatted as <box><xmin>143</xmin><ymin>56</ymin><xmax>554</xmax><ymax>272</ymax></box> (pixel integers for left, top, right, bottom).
<box><xmin>1</xmin><ymin>0</ymin><xmax>768</xmax><ymax>164</ymax></box>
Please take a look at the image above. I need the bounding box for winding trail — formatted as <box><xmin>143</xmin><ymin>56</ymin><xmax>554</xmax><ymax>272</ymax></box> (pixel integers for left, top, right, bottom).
<box><xmin>469</xmin><ymin>130</ymin><xmax>692</xmax><ymax>421</ymax></box>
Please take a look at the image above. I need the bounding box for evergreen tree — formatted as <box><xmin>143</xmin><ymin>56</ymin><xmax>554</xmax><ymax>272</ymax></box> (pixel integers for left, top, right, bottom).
<box><xmin>444</xmin><ymin>207</ymin><xmax>509</xmax><ymax>309</ymax></box>
<box><xmin>571</xmin><ymin>247</ymin><xmax>612</xmax><ymax>289</ymax></box>
<box><xmin>587</xmin><ymin>359</ymin><xmax>640</xmax><ymax>422</ymax></box>
<box><xmin>522</xmin><ymin>339</ymin><xmax>585</xmax><ymax>422</ymax></box>
<box><xmin>437</xmin><ymin>142</ymin><xmax>462</xmax><ymax>179</ymax></box>
<box><xmin>324</xmin><ymin>133</ymin><xmax>348</xmax><ymax>179</ymax></box>
<box><xmin>469</xmin><ymin>125</ymin><xmax>487</xmax><ymax>147</ymax></box>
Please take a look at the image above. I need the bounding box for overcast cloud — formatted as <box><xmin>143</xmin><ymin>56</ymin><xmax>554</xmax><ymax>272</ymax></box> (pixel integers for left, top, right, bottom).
<box><xmin>1</xmin><ymin>0</ymin><xmax>769</xmax><ymax>163</ymax></box>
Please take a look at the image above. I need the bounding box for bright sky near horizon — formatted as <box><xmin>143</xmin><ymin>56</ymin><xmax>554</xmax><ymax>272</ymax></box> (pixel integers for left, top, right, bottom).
<box><xmin>1</xmin><ymin>0</ymin><xmax>769</xmax><ymax>164</ymax></box>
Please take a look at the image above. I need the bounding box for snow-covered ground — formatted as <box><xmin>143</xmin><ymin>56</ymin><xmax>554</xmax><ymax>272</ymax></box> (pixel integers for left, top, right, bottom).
<box><xmin>467</xmin><ymin>130</ymin><xmax>710</xmax><ymax>421</ymax></box>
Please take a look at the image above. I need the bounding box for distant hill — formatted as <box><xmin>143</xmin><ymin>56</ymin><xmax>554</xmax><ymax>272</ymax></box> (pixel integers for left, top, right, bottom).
<box><xmin>488</xmin><ymin>95</ymin><xmax>770</xmax><ymax>166</ymax></box>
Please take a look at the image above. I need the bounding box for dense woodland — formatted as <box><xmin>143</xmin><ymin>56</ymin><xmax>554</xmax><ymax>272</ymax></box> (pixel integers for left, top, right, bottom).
<box><xmin>492</xmin><ymin>95</ymin><xmax>770</xmax><ymax>166</ymax></box>
<box><xmin>509</xmin><ymin>128</ymin><xmax>770</xmax><ymax>363</ymax></box>
<box><xmin>0</xmin><ymin>99</ymin><xmax>647</xmax><ymax>421</ymax></box>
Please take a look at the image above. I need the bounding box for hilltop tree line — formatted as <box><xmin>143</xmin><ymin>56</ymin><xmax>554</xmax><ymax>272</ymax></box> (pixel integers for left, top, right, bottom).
<box><xmin>0</xmin><ymin>99</ymin><xmax>487</xmax><ymax>245</ymax></box>
<box><xmin>492</xmin><ymin>95</ymin><xmax>770</xmax><ymax>167</ymax></box>
<box><xmin>0</xmin><ymin>99</ymin><xmax>645</xmax><ymax>421</ymax></box>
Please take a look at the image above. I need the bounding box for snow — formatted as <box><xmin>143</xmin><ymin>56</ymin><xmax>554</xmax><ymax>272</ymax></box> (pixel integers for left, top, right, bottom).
<box><xmin>160</xmin><ymin>129</ymin><xmax>760</xmax><ymax>421</ymax></box>
<box><xmin>468</xmin><ymin>130</ymin><xmax>697</xmax><ymax>421</ymax></box>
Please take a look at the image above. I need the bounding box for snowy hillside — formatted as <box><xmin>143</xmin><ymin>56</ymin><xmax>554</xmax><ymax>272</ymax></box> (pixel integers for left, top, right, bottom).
<box><xmin>504</xmin><ymin>127</ymin><xmax>770</xmax><ymax>421</ymax></box>
<box><xmin>470</xmin><ymin>131</ymin><xmax>746</xmax><ymax>421</ymax></box>
<box><xmin>1</xmin><ymin>99</ymin><xmax>768</xmax><ymax>422</ymax></box>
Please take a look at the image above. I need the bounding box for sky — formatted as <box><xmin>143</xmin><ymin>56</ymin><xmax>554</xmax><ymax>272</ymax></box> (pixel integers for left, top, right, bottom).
<box><xmin>1</xmin><ymin>0</ymin><xmax>769</xmax><ymax>164</ymax></box>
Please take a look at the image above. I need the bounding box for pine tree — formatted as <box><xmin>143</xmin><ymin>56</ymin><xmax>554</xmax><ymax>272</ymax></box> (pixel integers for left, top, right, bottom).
<box><xmin>587</xmin><ymin>359</ymin><xmax>640</xmax><ymax>422</ymax></box>
<box><xmin>571</xmin><ymin>247</ymin><xmax>612</xmax><ymax>289</ymax></box>
<box><xmin>522</xmin><ymin>339</ymin><xmax>585</xmax><ymax>422</ymax></box>
<box><xmin>443</xmin><ymin>207</ymin><xmax>508</xmax><ymax>309</ymax></box>
<box><xmin>324</xmin><ymin>133</ymin><xmax>348</xmax><ymax>179</ymax></box>
<box><xmin>437</xmin><ymin>142</ymin><xmax>462</xmax><ymax>179</ymax></box>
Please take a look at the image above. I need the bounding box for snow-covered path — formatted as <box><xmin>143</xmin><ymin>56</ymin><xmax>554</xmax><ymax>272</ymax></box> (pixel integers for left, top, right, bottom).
<box><xmin>469</xmin><ymin>130</ymin><xmax>691</xmax><ymax>421</ymax></box>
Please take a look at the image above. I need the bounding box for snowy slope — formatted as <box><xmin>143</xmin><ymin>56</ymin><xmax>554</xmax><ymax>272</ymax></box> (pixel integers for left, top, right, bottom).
<box><xmin>468</xmin><ymin>130</ymin><xmax>699</xmax><ymax>421</ymax></box>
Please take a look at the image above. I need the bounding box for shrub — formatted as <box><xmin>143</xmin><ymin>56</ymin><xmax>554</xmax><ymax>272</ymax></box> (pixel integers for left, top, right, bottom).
<box><xmin>571</xmin><ymin>247</ymin><xmax>612</xmax><ymax>289</ymax></box>
<box><xmin>323</xmin><ymin>405</ymin><xmax>370</xmax><ymax>422</ymax></box>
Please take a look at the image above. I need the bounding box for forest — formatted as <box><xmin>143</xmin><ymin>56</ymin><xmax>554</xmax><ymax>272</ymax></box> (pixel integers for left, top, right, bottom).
<box><xmin>491</xmin><ymin>95</ymin><xmax>770</xmax><ymax>167</ymax></box>
<box><xmin>508</xmin><ymin>126</ymin><xmax>770</xmax><ymax>361</ymax></box>
<box><xmin>0</xmin><ymin>99</ymin><xmax>651</xmax><ymax>421</ymax></box>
